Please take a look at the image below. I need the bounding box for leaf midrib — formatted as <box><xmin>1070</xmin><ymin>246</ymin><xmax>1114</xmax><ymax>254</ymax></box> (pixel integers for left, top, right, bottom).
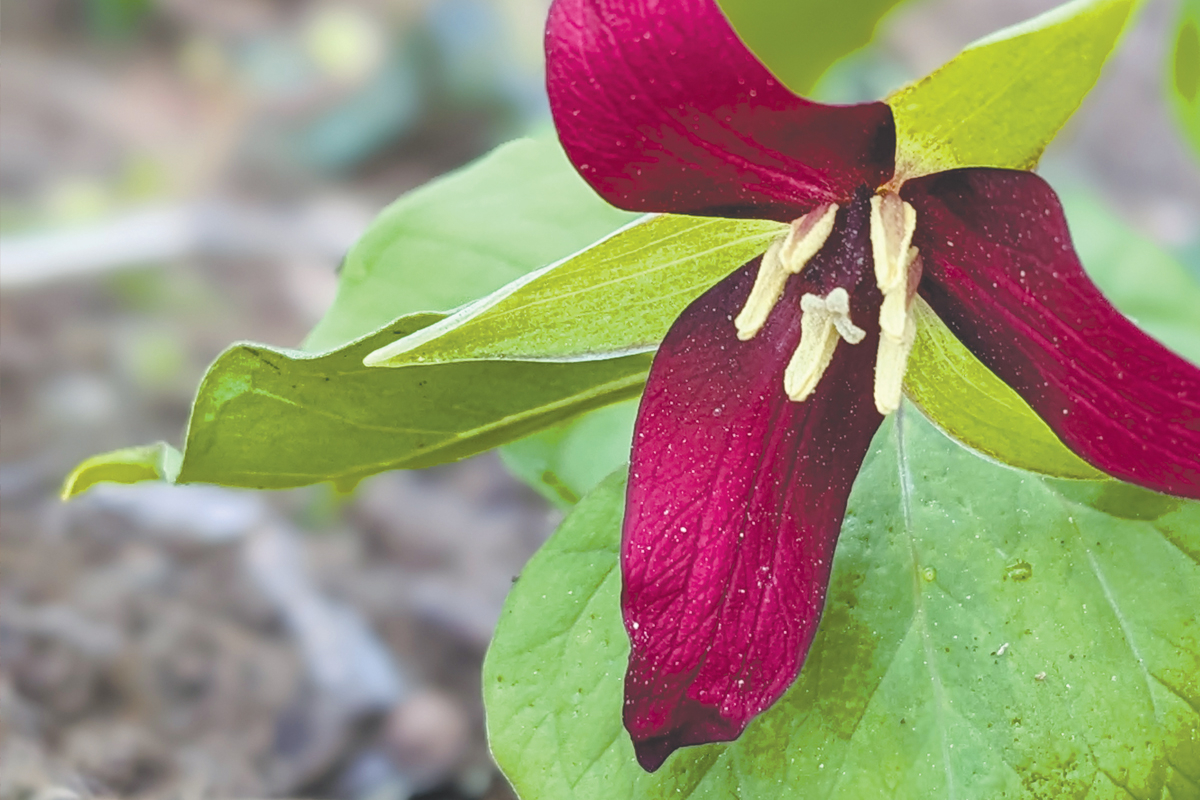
<box><xmin>896</xmin><ymin>407</ymin><xmax>959</xmax><ymax>800</ymax></box>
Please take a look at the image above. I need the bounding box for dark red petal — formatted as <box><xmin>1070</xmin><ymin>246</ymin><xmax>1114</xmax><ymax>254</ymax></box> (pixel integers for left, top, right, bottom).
<box><xmin>546</xmin><ymin>0</ymin><xmax>895</xmax><ymax>220</ymax></box>
<box><xmin>904</xmin><ymin>169</ymin><xmax>1200</xmax><ymax>499</ymax></box>
<box><xmin>622</xmin><ymin>202</ymin><xmax>884</xmax><ymax>770</ymax></box>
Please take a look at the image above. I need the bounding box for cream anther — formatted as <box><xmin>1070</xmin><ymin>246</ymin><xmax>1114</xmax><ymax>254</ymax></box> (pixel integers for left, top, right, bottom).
<box><xmin>869</xmin><ymin>192</ymin><xmax>920</xmax><ymax>415</ymax></box>
<box><xmin>879</xmin><ymin>245</ymin><xmax>919</xmax><ymax>339</ymax></box>
<box><xmin>874</xmin><ymin>312</ymin><xmax>916</xmax><ymax>415</ymax></box>
<box><xmin>734</xmin><ymin>238</ymin><xmax>787</xmax><ymax>341</ymax></box>
<box><xmin>870</xmin><ymin>193</ymin><xmax>916</xmax><ymax>296</ymax></box>
<box><xmin>779</xmin><ymin>203</ymin><xmax>839</xmax><ymax>274</ymax></box>
<box><xmin>784</xmin><ymin>287</ymin><xmax>865</xmax><ymax>402</ymax></box>
<box><xmin>734</xmin><ymin>203</ymin><xmax>839</xmax><ymax>341</ymax></box>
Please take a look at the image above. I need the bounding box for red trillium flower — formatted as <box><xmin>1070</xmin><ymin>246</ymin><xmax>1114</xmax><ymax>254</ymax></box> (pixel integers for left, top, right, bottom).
<box><xmin>546</xmin><ymin>0</ymin><xmax>1200</xmax><ymax>772</ymax></box>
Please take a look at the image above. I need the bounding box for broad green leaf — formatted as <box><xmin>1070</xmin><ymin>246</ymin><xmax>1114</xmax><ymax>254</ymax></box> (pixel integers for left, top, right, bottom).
<box><xmin>499</xmin><ymin>399</ymin><xmax>638</xmax><ymax>509</ymax></box>
<box><xmin>304</xmin><ymin>135</ymin><xmax>636</xmax><ymax>353</ymax></box>
<box><xmin>1169</xmin><ymin>0</ymin><xmax>1200</xmax><ymax>159</ymax></box>
<box><xmin>484</xmin><ymin>409</ymin><xmax>1200</xmax><ymax>799</ymax></box>
<box><xmin>61</xmin><ymin>442</ymin><xmax>182</xmax><ymax>499</ymax></box>
<box><xmin>365</xmin><ymin>216</ymin><xmax>784</xmax><ymax>367</ymax></box>
<box><xmin>716</xmin><ymin>0</ymin><xmax>908</xmax><ymax>94</ymax></box>
<box><xmin>67</xmin><ymin>314</ymin><xmax>650</xmax><ymax>493</ymax></box>
<box><xmin>888</xmin><ymin>0</ymin><xmax>1137</xmax><ymax>176</ymax></box>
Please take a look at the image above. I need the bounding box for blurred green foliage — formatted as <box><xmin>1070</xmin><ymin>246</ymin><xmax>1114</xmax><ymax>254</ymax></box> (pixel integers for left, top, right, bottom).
<box><xmin>1169</xmin><ymin>0</ymin><xmax>1200</xmax><ymax>160</ymax></box>
<box><xmin>716</xmin><ymin>0</ymin><xmax>907</xmax><ymax>93</ymax></box>
<box><xmin>86</xmin><ymin>0</ymin><xmax>151</xmax><ymax>37</ymax></box>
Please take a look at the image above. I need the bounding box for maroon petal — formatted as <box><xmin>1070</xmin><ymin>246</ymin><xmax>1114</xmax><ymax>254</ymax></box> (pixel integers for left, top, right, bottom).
<box><xmin>904</xmin><ymin>169</ymin><xmax>1200</xmax><ymax>499</ymax></box>
<box><xmin>622</xmin><ymin>198</ymin><xmax>884</xmax><ymax>770</ymax></box>
<box><xmin>546</xmin><ymin>0</ymin><xmax>895</xmax><ymax>220</ymax></box>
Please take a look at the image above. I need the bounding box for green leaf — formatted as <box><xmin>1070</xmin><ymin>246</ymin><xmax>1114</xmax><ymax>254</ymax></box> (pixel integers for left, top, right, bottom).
<box><xmin>716</xmin><ymin>0</ymin><xmax>908</xmax><ymax>94</ymax></box>
<box><xmin>499</xmin><ymin>399</ymin><xmax>638</xmax><ymax>509</ymax></box>
<box><xmin>66</xmin><ymin>314</ymin><xmax>650</xmax><ymax>493</ymax></box>
<box><xmin>304</xmin><ymin>135</ymin><xmax>637</xmax><ymax>353</ymax></box>
<box><xmin>365</xmin><ymin>216</ymin><xmax>784</xmax><ymax>367</ymax></box>
<box><xmin>61</xmin><ymin>442</ymin><xmax>182</xmax><ymax>499</ymax></box>
<box><xmin>1168</xmin><ymin>0</ymin><xmax>1200</xmax><ymax>159</ymax></box>
<box><xmin>484</xmin><ymin>409</ymin><xmax>1200</xmax><ymax>799</ymax></box>
<box><xmin>888</xmin><ymin>0</ymin><xmax>1137</xmax><ymax>176</ymax></box>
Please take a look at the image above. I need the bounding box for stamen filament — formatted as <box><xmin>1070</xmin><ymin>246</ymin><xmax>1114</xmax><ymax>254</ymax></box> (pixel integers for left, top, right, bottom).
<box><xmin>786</xmin><ymin>306</ymin><xmax>840</xmax><ymax>402</ymax></box>
<box><xmin>870</xmin><ymin>194</ymin><xmax>916</xmax><ymax>295</ymax></box>
<box><xmin>734</xmin><ymin>238</ymin><xmax>787</xmax><ymax>341</ymax></box>
<box><xmin>869</xmin><ymin>192</ymin><xmax>921</xmax><ymax>415</ymax></box>
<box><xmin>878</xmin><ymin>246</ymin><xmax>922</xmax><ymax>338</ymax></box>
<box><xmin>734</xmin><ymin>203</ymin><xmax>839</xmax><ymax>341</ymax></box>
<box><xmin>874</xmin><ymin>312</ymin><xmax>917</xmax><ymax>415</ymax></box>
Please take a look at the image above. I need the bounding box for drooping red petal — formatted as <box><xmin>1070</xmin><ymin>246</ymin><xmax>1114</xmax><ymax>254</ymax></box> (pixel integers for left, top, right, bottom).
<box><xmin>546</xmin><ymin>0</ymin><xmax>895</xmax><ymax>220</ymax></box>
<box><xmin>904</xmin><ymin>169</ymin><xmax>1200</xmax><ymax>499</ymax></box>
<box><xmin>622</xmin><ymin>198</ymin><xmax>884</xmax><ymax>771</ymax></box>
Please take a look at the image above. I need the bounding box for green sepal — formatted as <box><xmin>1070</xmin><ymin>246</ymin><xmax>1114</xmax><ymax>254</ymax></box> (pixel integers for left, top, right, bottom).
<box><xmin>888</xmin><ymin>0</ymin><xmax>1138</xmax><ymax>176</ymax></box>
<box><xmin>365</xmin><ymin>215</ymin><xmax>784</xmax><ymax>367</ymax></box>
<box><xmin>904</xmin><ymin>298</ymin><xmax>1103</xmax><ymax>480</ymax></box>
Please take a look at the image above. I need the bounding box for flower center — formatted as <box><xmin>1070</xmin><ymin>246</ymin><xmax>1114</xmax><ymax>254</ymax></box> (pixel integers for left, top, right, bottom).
<box><xmin>734</xmin><ymin>191</ymin><xmax>923</xmax><ymax>415</ymax></box>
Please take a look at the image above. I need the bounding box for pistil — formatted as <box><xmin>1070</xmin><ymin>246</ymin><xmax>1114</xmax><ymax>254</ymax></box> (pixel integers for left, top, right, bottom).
<box><xmin>784</xmin><ymin>288</ymin><xmax>865</xmax><ymax>402</ymax></box>
<box><xmin>734</xmin><ymin>203</ymin><xmax>839</xmax><ymax>341</ymax></box>
<box><xmin>869</xmin><ymin>192</ymin><xmax>921</xmax><ymax>415</ymax></box>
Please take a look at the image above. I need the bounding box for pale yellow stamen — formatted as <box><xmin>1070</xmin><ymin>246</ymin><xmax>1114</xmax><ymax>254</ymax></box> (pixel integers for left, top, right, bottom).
<box><xmin>869</xmin><ymin>193</ymin><xmax>920</xmax><ymax>415</ymax></box>
<box><xmin>874</xmin><ymin>311</ymin><xmax>916</xmax><ymax>415</ymax></box>
<box><xmin>784</xmin><ymin>287</ymin><xmax>865</xmax><ymax>402</ymax></box>
<box><xmin>779</xmin><ymin>202</ymin><xmax>840</xmax><ymax>275</ymax></box>
<box><xmin>870</xmin><ymin>194</ymin><xmax>917</xmax><ymax>296</ymax></box>
<box><xmin>734</xmin><ymin>203</ymin><xmax>839</xmax><ymax>341</ymax></box>
<box><xmin>734</xmin><ymin>238</ymin><xmax>787</xmax><ymax>342</ymax></box>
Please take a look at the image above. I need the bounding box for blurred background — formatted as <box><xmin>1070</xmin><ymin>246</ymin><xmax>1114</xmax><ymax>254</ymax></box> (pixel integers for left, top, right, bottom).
<box><xmin>1</xmin><ymin>0</ymin><xmax>1197</xmax><ymax>798</ymax></box>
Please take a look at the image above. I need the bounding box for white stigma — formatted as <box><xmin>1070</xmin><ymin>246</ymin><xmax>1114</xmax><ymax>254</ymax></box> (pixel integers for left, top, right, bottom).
<box><xmin>784</xmin><ymin>287</ymin><xmax>865</xmax><ymax>402</ymax></box>
<box><xmin>869</xmin><ymin>193</ymin><xmax>922</xmax><ymax>415</ymax></box>
<box><xmin>734</xmin><ymin>203</ymin><xmax>839</xmax><ymax>341</ymax></box>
